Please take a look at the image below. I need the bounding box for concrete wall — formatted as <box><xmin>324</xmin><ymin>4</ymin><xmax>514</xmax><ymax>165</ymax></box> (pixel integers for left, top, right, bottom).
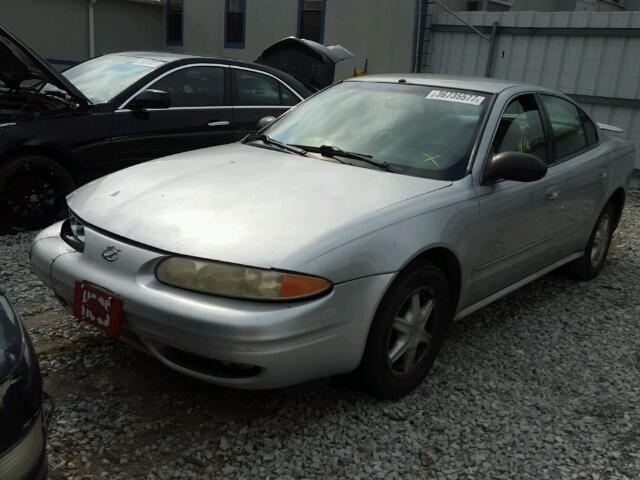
<box><xmin>172</xmin><ymin>0</ymin><xmax>417</xmax><ymax>80</ymax></box>
<box><xmin>0</xmin><ymin>0</ymin><xmax>89</xmax><ymax>61</ymax></box>
<box><xmin>0</xmin><ymin>0</ymin><xmax>164</xmax><ymax>63</ymax></box>
<box><xmin>94</xmin><ymin>0</ymin><xmax>165</xmax><ymax>56</ymax></box>
<box><xmin>325</xmin><ymin>0</ymin><xmax>417</xmax><ymax>79</ymax></box>
<box><xmin>173</xmin><ymin>0</ymin><xmax>298</xmax><ymax>60</ymax></box>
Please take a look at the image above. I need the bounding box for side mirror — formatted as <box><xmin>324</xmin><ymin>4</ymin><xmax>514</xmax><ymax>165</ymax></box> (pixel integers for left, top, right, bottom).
<box><xmin>129</xmin><ymin>89</ymin><xmax>171</xmax><ymax>110</ymax></box>
<box><xmin>257</xmin><ymin>116</ymin><xmax>276</xmax><ymax>130</ymax></box>
<box><xmin>483</xmin><ymin>151</ymin><xmax>547</xmax><ymax>184</ymax></box>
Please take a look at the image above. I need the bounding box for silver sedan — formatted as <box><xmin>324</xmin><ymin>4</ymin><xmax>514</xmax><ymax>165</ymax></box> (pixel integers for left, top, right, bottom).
<box><xmin>31</xmin><ymin>75</ymin><xmax>636</xmax><ymax>398</ymax></box>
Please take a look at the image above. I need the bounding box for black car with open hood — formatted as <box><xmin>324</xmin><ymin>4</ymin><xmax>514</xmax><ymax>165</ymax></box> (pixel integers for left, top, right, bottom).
<box><xmin>0</xmin><ymin>25</ymin><xmax>326</xmax><ymax>234</ymax></box>
<box><xmin>0</xmin><ymin>25</ymin><xmax>89</xmax><ymax>115</ymax></box>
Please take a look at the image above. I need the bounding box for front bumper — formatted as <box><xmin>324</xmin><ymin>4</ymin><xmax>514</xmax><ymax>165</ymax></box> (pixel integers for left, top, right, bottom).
<box><xmin>32</xmin><ymin>222</ymin><xmax>393</xmax><ymax>389</ymax></box>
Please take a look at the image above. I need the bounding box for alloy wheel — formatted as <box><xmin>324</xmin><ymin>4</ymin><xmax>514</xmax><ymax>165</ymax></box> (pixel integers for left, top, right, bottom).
<box><xmin>0</xmin><ymin>160</ymin><xmax>73</xmax><ymax>232</ymax></box>
<box><xmin>386</xmin><ymin>286</ymin><xmax>437</xmax><ymax>376</ymax></box>
<box><xmin>590</xmin><ymin>212</ymin><xmax>611</xmax><ymax>268</ymax></box>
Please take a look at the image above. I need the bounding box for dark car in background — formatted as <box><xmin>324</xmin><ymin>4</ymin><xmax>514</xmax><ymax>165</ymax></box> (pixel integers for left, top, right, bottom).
<box><xmin>0</xmin><ymin>25</ymin><xmax>351</xmax><ymax>233</ymax></box>
<box><xmin>0</xmin><ymin>293</ymin><xmax>46</xmax><ymax>479</ymax></box>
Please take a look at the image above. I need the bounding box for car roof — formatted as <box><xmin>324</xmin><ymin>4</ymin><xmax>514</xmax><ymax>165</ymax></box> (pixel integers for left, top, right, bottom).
<box><xmin>116</xmin><ymin>51</ymin><xmax>198</xmax><ymax>62</ymax></box>
<box><xmin>104</xmin><ymin>51</ymin><xmax>312</xmax><ymax>97</ymax></box>
<box><xmin>348</xmin><ymin>74</ymin><xmax>530</xmax><ymax>94</ymax></box>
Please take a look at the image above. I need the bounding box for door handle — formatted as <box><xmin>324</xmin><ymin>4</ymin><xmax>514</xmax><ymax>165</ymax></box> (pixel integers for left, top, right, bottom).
<box><xmin>208</xmin><ymin>121</ymin><xmax>230</xmax><ymax>127</ymax></box>
<box><xmin>546</xmin><ymin>188</ymin><xmax>560</xmax><ymax>201</ymax></box>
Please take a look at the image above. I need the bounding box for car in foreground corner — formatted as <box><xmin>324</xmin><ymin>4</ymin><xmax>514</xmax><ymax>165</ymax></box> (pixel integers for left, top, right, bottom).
<box><xmin>0</xmin><ymin>293</ymin><xmax>46</xmax><ymax>479</ymax></box>
<box><xmin>31</xmin><ymin>74</ymin><xmax>635</xmax><ymax>398</ymax></box>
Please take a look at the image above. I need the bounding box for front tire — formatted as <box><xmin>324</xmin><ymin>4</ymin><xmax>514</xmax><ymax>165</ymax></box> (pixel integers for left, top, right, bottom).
<box><xmin>0</xmin><ymin>155</ymin><xmax>74</xmax><ymax>234</ymax></box>
<box><xmin>359</xmin><ymin>262</ymin><xmax>451</xmax><ymax>399</ymax></box>
<box><xmin>564</xmin><ymin>202</ymin><xmax>615</xmax><ymax>281</ymax></box>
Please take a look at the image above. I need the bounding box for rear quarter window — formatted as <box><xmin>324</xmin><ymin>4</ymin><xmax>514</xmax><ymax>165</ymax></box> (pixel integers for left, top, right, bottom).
<box><xmin>582</xmin><ymin>112</ymin><xmax>599</xmax><ymax>146</ymax></box>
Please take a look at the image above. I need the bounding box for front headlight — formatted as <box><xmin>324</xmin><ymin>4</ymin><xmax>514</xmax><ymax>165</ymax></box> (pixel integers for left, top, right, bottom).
<box><xmin>61</xmin><ymin>210</ymin><xmax>85</xmax><ymax>252</ymax></box>
<box><xmin>69</xmin><ymin>210</ymin><xmax>85</xmax><ymax>243</ymax></box>
<box><xmin>156</xmin><ymin>257</ymin><xmax>332</xmax><ymax>301</ymax></box>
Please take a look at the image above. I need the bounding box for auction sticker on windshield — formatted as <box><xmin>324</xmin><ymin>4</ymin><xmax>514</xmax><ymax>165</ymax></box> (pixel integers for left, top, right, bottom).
<box><xmin>426</xmin><ymin>90</ymin><xmax>486</xmax><ymax>106</ymax></box>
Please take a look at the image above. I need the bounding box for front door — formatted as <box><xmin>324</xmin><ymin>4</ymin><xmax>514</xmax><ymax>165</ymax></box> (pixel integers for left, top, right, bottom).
<box><xmin>109</xmin><ymin>64</ymin><xmax>236</xmax><ymax>168</ymax></box>
<box><xmin>468</xmin><ymin>93</ymin><xmax>562</xmax><ymax>304</ymax></box>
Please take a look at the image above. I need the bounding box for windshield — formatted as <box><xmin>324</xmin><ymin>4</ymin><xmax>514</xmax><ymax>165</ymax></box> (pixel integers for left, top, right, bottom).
<box><xmin>63</xmin><ymin>55</ymin><xmax>164</xmax><ymax>103</ymax></box>
<box><xmin>263</xmin><ymin>81</ymin><xmax>492</xmax><ymax>180</ymax></box>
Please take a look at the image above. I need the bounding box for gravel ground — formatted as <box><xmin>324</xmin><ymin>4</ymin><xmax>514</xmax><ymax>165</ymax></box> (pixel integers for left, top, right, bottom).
<box><xmin>1</xmin><ymin>193</ymin><xmax>639</xmax><ymax>480</ymax></box>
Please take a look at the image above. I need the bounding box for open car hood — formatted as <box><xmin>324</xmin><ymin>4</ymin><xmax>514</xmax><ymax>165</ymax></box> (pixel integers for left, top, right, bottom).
<box><xmin>0</xmin><ymin>24</ymin><xmax>88</xmax><ymax>104</ymax></box>
<box><xmin>255</xmin><ymin>37</ymin><xmax>353</xmax><ymax>92</ymax></box>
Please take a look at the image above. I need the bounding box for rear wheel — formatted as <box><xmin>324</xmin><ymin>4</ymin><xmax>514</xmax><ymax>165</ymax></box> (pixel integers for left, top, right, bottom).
<box><xmin>564</xmin><ymin>202</ymin><xmax>615</xmax><ymax>280</ymax></box>
<box><xmin>359</xmin><ymin>262</ymin><xmax>451</xmax><ymax>399</ymax></box>
<box><xmin>0</xmin><ymin>155</ymin><xmax>74</xmax><ymax>234</ymax></box>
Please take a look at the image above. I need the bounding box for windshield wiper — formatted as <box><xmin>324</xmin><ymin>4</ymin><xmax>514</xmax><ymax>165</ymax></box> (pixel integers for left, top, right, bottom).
<box><xmin>291</xmin><ymin>144</ymin><xmax>392</xmax><ymax>172</ymax></box>
<box><xmin>244</xmin><ymin>133</ymin><xmax>308</xmax><ymax>157</ymax></box>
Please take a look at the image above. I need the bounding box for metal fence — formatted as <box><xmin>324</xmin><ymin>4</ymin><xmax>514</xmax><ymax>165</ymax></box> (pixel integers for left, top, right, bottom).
<box><xmin>423</xmin><ymin>11</ymin><xmax>640</xmax><ymax>168</ymax></box>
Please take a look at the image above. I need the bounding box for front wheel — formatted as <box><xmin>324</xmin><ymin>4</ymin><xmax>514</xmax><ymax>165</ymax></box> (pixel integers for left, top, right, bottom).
<box><xmin>0</xmin><ymin>155</ymin><xmax>74</xmax><ymax>234</ymax></box>
<box><xmin>564</xmin><ymin>202</ymin><xmax>615</xmax><ymax>280</ymax></box>
<box><xmin>359</xmin><ymin>262</ymin><xmax>451</xmax><ymax>399</ymax></box>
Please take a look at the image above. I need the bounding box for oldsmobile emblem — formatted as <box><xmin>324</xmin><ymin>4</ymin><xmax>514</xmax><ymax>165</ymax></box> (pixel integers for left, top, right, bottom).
<box><xmin>101</xmin><ymin>246</ymin><xmax>121</xmax><ymax>262</ymax></box>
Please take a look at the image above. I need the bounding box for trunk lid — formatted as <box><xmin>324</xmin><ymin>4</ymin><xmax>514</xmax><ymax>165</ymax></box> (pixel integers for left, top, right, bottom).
<box><xmin>255</xmin><ymin>37</ymin><xmax>353</xmax><ymax>92</ymax></box>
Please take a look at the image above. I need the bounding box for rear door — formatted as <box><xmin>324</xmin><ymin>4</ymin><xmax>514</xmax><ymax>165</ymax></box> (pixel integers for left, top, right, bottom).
<box><xmin>230</xmin><ymin>67</ymin><xmax>301</xmax><ymax>138</ymax></box>
<box><xmin>109</xmin><ymin>63</ymin><xmax>235</xmax><ymax>167</ymax></box>
<box><xmin>537</xmin><ymin>94</ymin><xmax>611</xmax><ymax>256</ymax></box>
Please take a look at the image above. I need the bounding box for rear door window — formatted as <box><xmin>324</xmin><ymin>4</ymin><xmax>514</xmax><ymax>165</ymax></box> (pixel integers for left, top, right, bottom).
<box><xmin>541</xmin><ymin>95</ymin><xmax>589</xmax><ymax>159</ymax></box>
<box><xmin>280</xmin><ymin>85</ymin><xmax>298</xmax><ymax>106</ymax></box>
<box><xmin>233</xmin><ymin>69</ymin><xmax>285</xmax><ymax>106</ymax></box>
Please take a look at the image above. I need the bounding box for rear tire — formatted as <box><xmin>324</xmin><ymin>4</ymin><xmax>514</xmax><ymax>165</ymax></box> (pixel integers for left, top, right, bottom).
<box><xmin>359</xmin><ymin>262</ymin><xmax>451</xmax><ymax>399</ymax></box>
<box><xmin>564</xmin><ymin>202</ymin><xmax>615</xmax><ymax>281</ymax></box>
<box><xmin>0</xmin><ymin>155</ymin><xmax>74</xmax><ymax>234</ymax></box>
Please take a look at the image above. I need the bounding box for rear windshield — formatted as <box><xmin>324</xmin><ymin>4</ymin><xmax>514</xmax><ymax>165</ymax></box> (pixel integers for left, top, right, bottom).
<box><xmin>64</xmin><ymin>55</ymin><xmax>165</xmax><ymax>103</ymax></box>
<box><xmin>264</xmin><ymin>81</ymin><xmax>492</xmax><ymax>180</ymax></box>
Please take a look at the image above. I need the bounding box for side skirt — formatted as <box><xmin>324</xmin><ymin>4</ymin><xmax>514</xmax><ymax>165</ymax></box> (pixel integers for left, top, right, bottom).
<box><xmin>454</xmin><ymin>252</ymin><xmax>583</xmax><ymax>321</ymax></box>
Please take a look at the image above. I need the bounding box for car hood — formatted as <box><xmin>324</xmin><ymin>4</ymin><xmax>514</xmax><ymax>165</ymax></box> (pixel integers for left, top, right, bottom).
<box><xmin>68</xmin><ymin>143</ymin><xmax>450</xmax><ymax>269</ymax></box>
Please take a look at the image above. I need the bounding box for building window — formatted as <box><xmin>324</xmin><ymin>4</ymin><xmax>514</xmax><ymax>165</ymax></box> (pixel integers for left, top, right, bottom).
<box><xmin>298</xmin><ymin>0</ymin><xmax>325</xmax><ymax>43</ymax></box>
<box><xmin>166</xmin><ymin>0</ymin><xmax>183</xmax><ymax>45</ymax></box>
<box><xmin>225</xmin><ymin>0</ymin><xmax>246</xmax><ymax>48</ymax></box>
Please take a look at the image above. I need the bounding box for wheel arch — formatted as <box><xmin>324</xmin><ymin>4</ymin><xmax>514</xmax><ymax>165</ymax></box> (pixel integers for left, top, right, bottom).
<box><xmin>399</xmin><ymin>246</ymin><xmax>462</xmax><ymax>318</ymax></box>
<box><xmin>1</xmin><ymin>145</ymin><xmax>78</xmax><ymax>181</ymax></box>
<box><xmin>609</xmin><ymin>187</ymin><xmax>625</xmax><ymax>231</ymax></box>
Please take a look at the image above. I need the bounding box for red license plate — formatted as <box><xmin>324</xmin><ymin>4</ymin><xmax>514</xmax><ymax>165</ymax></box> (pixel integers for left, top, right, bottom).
<box><xmin>73</xmin><ymin>281</ymin><xmax>123</xmax><ymax>336</ymax></box>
